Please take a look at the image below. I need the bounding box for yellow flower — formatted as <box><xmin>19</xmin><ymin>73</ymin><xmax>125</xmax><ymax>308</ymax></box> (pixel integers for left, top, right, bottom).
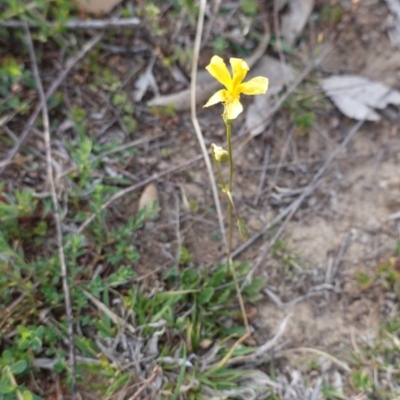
<box><xmin>204</xmin><ymin>56</ymin><xmax>269</xmax><ymax>120</ymax></box>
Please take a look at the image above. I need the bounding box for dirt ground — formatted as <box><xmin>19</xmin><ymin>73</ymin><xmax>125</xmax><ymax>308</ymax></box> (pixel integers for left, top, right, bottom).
<box><xmin>2</xmin><ymin>0</ymin><xmax>400</xmax><ymax>397</ymax></box>
<box><xmin>142</xmin><ymin>0</ymin><xmax>400</xmax><ymax>371</ymax></box>
<box><xmin>106</xmin><ymin>0</ymin><xmax>400</xmax><ymax>392</ymax></box>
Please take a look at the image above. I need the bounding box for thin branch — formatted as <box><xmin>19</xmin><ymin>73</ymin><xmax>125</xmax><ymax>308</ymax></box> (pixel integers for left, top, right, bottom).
<box><xmin>1</xmin><ymin>17</ymin><xmax>140</xmax><ymax>30</ymax></box>
<box><xmin>128</xmin><ymin>367</ymin><xmax>162</xmax><ymax>400</ymax></box>
<box><xmin>283</xmin><ymin>347</ymin><xmax>351</xmax><ymax>373</ymax></box>
<box><xmin>253</xmin><ymin>143</ymin><xmax>270</xmax><ymax>206</ymax></box>
<box><xmin>190</xmin><ymin>0</ymin><xmax>227</xmax><ymax>248</ymax></box>
<box><xmin>24</xmin><ymin>24</ymin><xmax>77</xmax><ymax>398</ymax></box>
<box><xmin>0</xmin><ymin>34</ymin><xmax>102</xmax><ymax>172</ymax></box>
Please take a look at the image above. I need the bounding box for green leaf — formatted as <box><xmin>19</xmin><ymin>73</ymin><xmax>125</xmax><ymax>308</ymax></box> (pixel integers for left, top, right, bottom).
<box><xmin>240</xmin><ymin>0</ymin><xmax>257</xmax><ymax>15</ymax></box>
<box><xmin>237</xmin><ymin>219</ymin><xmax>249</xmax><ymax>240</ymax></box>
<box><xmin>215</xmin><ymin>288</ymin><xmax>231</xmax><ymax>305</ymax></box>
<box><xmin>243</xmin><ymin>278</ymin><xmax>266</xmax><ymax>294</ymax></box>
<box><xmin>10</xmin><ymin>360</ymin><xmax>27</xmax><ymax>375</ymax></box>
<box><xmin>23</xmin><ymin>391</ymin><xmax>34</xmax><ymax>400</ymax></box>
<box><xmin>0</xmin><ymin>375</ymin><xmax>15</xmax><ymax>394</ymax></box>
<box><xmin>181</xmin><ymin>268</ymin><xmax>199</xmax><ymax>287</ymax></box>
<box><xmin>198</xmin><ymin>287</ymin><xmax>214</xmax><ymax>304</ymax></box>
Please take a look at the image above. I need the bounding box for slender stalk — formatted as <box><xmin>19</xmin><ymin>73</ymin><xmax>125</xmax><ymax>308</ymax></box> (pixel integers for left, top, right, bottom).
<box><xmin>225</xmin><ymin>120</ymin><xmax>250</xmax><ymax>334</ymax></box>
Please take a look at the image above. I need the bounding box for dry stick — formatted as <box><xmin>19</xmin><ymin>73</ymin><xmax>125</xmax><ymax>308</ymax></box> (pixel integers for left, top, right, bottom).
<box><xmin>273</xmin><ymin>0</ymin><xmax>287</xmax><ymax>67</ymax></box>
<box><xmin>0</xmin><ymin>34</ymin><xmax>102</xmax><ymax>172</ymax></box>
<box><xmin>190</xmin><ymin>0</ymin><xmax>227</xmax><ymax>248</ymax></box>
<box><xmin>202</xmin><ymin>0</ymin><xmax>223</xmax><ymax>47</ymax></box>
<box><xmin>253</xmin><ymin>143</ymin><xmax>270</xmax><ymax>206</ymax></box>
<box><xmin>1</xmin><ymin>17</ymin><xmax>140</xmax><ymax>29</ymax></box>
<box><xmin>128</xmin><ymin>367</ymin><xmax>162</xmax><ymax>400</ymax></box>
<box><xmin>24</xmin><ymin>25</ymin><xmax>77</xmax><ymax>398</ymax></box>
<box><xmin>270</xmin><ymin>127</ymin><xmax>293</xmax><ymax>189</ymax></box>
<box><xmin>246</xmin><ymin>119</ymin><xmax>365</xmax><ymax>282</ymax></box>
<box><xmin>326</xmin><ymin>230</ymin><xmax>353</xmax><ymax>284</ymax></box>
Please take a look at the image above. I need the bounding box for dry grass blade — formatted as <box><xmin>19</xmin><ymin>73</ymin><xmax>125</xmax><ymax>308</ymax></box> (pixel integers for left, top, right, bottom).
<box><xmin>83</xmin><ymin>290</ymin><xmax>136</xmax><ymax>334</ymax></box>
<box><xmin>1</xmin><ymin>18</ymin><xmax>140</xmax><ymax>29</ymax></box>
<box><xmin>23</xmin><ymin>24</ymin><xmax>77</xmax><ymax>398</ymax></box>
<box><xmin>284</xmin><ymin>347</ymin><xmax>351</xmax><ymax>373</ymax></box>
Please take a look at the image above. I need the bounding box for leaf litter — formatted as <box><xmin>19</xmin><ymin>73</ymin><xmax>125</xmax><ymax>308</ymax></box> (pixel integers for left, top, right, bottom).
<box><xmin>321</xmin><ymin>74</ymin><xmax>400</xmax><ymax>121</ymax></box>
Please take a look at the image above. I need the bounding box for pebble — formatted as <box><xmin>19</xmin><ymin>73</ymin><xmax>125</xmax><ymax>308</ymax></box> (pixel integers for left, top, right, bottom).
<box><xmin>366</xmin><ymin>217</ymin><xmax>380</xmax><ymax>233</ymax></box>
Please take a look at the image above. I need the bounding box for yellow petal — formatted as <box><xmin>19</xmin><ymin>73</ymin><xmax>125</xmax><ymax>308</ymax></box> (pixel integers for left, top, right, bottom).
<box><xmin>205</xmin><ymin>56</ymin><xmax>232</xmax><ymax>90</ymax></box>
<box><xmin>230</xmin><ymin>58</ymin><xmax>249</xmax><ymax>94</ymax></box>
<box><xmin>204</xmin><ymin>89</ymin><xmax>228</xmax><ymax>107</ymax></box>
<box><xmin>239</xmin><ymin>77</ymin><xmax>269</xmax><ymax>95</ymax></box>
<box><xmin>225</xmin><ymin>98</ymin><xmax>243</xmax><ymax>120</ymax></box>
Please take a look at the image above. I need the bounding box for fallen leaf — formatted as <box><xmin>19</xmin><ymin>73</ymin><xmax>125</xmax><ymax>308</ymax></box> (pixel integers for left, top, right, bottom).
<box><xmin>321</xmin><ymin>75</ymin><xmax>400</xmax><ymax>121</ymax></box>
<box><xmin>138</xmin><ymin>183</ymin><xmax>160</xmax><ymax>220</ymax></box>
<box><xmin>385</xmin><ymin>0</ymin><xmax>400</xmax><ymax>47</ymax></box>
<box><xmin>74</xmin><ymin>0</ymin><xmax>123</xmax><ymax>14</ymax></box>
<box><xmin>281</xmin><ymin>0</ymin><xmax>315</xmax><ymax>46</ymax></box>
<box><xmin>199</xmin><ymin>338</ymin><xmax>213</xmax><ymax>349</ymax></box>
<box><xmin>245</xmin><ymin>55</ymin><xmax>295</xmax><ymax>136</ymax></box>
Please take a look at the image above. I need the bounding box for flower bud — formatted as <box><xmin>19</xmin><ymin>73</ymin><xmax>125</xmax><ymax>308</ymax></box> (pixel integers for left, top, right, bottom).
<box><xmin>211</xmin><ymin>143</ymin><xmax>229</xmax><ymax>163</ymax></box>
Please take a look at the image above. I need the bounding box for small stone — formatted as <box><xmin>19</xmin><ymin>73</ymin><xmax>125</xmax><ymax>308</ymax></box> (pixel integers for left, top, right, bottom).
<box><xmin>248</xmin><ymin>217</ymin><xmax>263</xmax><ymax>231</ymax></box>
<box><xmin>366</xmin><ymin>217</ymin><xmax>380</xmax><ymax>233</ymax></box>
<box><xmin>360</xmin><ymin>234</ymin><xmax>369</xmax><ymax>244</ymax></box>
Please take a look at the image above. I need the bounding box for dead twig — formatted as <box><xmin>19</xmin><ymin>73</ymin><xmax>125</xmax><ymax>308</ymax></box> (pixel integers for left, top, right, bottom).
<box><xmin>0</xmin><ymin>34</ymin><xmax>102</xmax><ymax>172</ymax></box>
<box><xmin>253</xmin><ymin>143</ymin><xmax>270</xmax><ymax>206</ymax></box>
<box><xmin>1</xmin><ymin>18</ymin><xmax>140</xmax><ymax>30</ymax></box>
<box><xmin>325</xmin><ymin>230</ymin><xmax>354</xmax><ymax>283</ymax></box>
<box><xmin>24</xmin><ymin>24</ymin><xmax>77</xmax><ymax>398</ymax></box>
<box><xmin>283</xmin><ymin>347</ymin><xmax>351</xmax><ymax>373</ymax></box>
<box><xmin>270</xmin><ymin>127</ymin><xmax>293</xmax><ymax>190</ymax></box>
<box><xmin>128</xmin><ymin>367</ymin><xmax>162</xmax><ymax>400</ymax></box>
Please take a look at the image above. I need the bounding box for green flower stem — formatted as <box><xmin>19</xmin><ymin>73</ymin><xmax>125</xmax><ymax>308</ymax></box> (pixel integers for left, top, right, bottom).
<box><xmin>225</xmin><ymin>120</ymin><xmax>249</xmax><ymax>334</ymax></box>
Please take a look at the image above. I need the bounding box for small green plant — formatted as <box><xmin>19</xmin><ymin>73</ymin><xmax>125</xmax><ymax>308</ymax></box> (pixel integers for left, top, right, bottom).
<box><xmin>321</xmin><ymin>3</ymin><xmax>344</xmax><ymax>25</ymax></box>
<box><xmin>283</xmin><ymin>81</ymin><xmax>327</xmax><ymax>135</ymax></box>
<box><xmin>351</xmin><ymin>370</ymin><xmax>373</xmax><ymax>391</ymax></box>
<box><xmin>240</xmin><ymin>0</ymin><xmax>257</xmax><ymax>16</ymax></box>
<box><xmin>0</xmin><ymin>350</ymin><xmax>38</xmax><ymax>400</ymax></box>
<box><xmin>356</xmin><ymin>271</ymin><xmax>374</xmax><ymax>290</ymax></box>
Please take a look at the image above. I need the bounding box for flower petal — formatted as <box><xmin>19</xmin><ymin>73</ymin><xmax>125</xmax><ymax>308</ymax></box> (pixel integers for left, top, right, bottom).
<box><xmin>225</xmin><ymin>98</ymin><xmax>243</xmax><ymax>120</ymax></box>
<box><xmin>204</xmin><ymin>89</ymin><xmax>228</xmax><ymax>107</ymax></box>
<box><xmin>205</xmin><ymin>56</ymin><xmax>232</xmax><ymax>90</ymax></box>
<box><xmin>230</xmin><ymin>58</ymin><xmax>249</xmax><ymax>94</ymax></box>
<box><xmin>239</xmin><ymin>77</ymin><xmax>269</xmax><ymax>95</ymax></box>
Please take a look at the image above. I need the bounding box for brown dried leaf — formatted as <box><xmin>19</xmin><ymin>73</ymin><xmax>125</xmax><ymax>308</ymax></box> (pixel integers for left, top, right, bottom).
<box><xmin>138</xmin><ymin>183</ymin><xmax>160</xmax><ymax>220</ymax></box>
<box><xmin>74</xmin><ymin>0</ymin><xmax>123</xmax><ymax>14</ymax></box>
